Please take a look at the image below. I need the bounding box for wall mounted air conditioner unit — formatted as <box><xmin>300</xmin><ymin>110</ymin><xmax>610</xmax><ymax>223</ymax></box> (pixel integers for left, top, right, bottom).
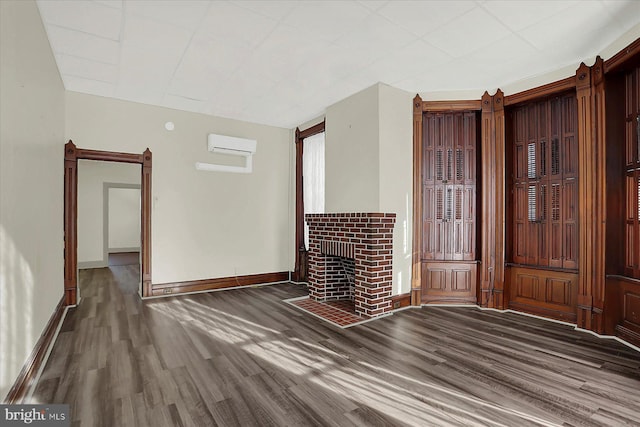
<box><xmin>207</xmin><ymin>133</ymin><xmax>256</xmax><ymax>156</ymax></box>
<box><xmin>196</xmin><ymin>133</ymin><xmax>257</xmax><ymax>174</ymax></box>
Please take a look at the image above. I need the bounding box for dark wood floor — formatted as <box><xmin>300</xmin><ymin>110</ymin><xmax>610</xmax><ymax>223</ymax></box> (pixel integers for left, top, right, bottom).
<box><xmin>108</xmin><ymin>252</ymin><xmax>139</xmax><ymax>267</ymax></box>
<box><xmin>32</xmin><ymin>266</ymin><xmax>640</xmax><ymax>426</ymax></box>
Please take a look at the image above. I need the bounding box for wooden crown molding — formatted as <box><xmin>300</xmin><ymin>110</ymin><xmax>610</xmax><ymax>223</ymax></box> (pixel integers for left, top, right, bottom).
<box><xmin>421</xmin><ymin>99</ymin><xmax>482</xmax><ymax>111</ymax></box>
<box><xmin>504</xmin><ymin>76</ymin><xmax>575</xmax><ymax>106</ymax></box>
<box><xmin>605</xmin><ymin>37</ymin><xmax>640</xmax><ymax>74</ymax></box>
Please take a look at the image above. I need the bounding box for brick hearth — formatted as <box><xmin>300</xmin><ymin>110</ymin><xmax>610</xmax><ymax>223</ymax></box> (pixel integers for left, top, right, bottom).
<box><xmin>305</xmin><ymin>213</ymin><xmax>396</xmax><ymax>318</ymax></box>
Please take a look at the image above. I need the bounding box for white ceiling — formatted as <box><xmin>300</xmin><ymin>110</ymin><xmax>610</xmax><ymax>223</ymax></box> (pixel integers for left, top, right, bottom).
<box><xmin>37</xmin><ymin>0</ymin><xmax>640</xmax><ymax>129</ymax></box>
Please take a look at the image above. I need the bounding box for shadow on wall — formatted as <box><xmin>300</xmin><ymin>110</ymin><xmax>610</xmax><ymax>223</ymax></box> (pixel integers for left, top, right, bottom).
<box><xmin>0</xmin><ymin>224</ymin><xmax>34</xmax><ymax>399</ymax></box>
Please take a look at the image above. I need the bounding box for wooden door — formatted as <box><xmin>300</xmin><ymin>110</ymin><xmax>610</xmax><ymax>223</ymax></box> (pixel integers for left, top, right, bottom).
<box><xmin>508</xmin><ymin>93</ymin><xmax>579</xmax><ymax>320</ymax></box>
<box><xmin>421</xmin><ymin>111</ymin><xmax>478</xmax><ymax>303</ymax></box>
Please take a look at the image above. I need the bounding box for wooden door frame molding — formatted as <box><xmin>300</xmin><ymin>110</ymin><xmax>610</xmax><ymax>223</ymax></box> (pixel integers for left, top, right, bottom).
<box><xmin>63</xmin><ymin>140</ymin><xmax>152</xmax><ymax>305</ymax></box>
<box><xmin>293</xmin><ymin>121</ymin><xmax>325</xmax><ymax>282</ymax></box>
<box><xmin>479</xmin><ymin>90</ymin><xmax>506</xmax><ymax>309</ymax></box>
<box><xmin>410</xmin><ymin>96</ymin><xmax>482</xmax><ymax>306</ymax></box>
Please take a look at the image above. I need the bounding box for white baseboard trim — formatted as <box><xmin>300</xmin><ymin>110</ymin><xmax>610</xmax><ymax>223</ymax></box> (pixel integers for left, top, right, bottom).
<box><xmin>426</xmin><ymin>304</ymin><xmax>640</xmax><ymax>354</ymax></box>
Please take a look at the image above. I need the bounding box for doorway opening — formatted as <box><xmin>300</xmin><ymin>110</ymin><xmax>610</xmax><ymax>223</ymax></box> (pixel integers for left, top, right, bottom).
<box><xmin>105</xmin><ymin>183</ymin><xmax>141</xmax><ymax>269</ymax></box>
<box><xmin>63</xmin><ymin>141</ymin><xmax>152</xmax><ymax>305</ymax></box>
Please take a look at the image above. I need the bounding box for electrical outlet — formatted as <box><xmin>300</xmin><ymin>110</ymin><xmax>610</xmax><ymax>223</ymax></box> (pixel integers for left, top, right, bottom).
<box><xmin>393</xmin><ymin>301</ymin><xmax>401</xmax><ymax>309</ymax></box>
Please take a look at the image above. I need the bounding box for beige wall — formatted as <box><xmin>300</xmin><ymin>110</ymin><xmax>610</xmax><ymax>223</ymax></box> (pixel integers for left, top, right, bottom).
<box><xmin>0</xmin><ymin>0</ymin><xmax>65</xmax><ymax>400</ymax></box>
<box><xmin>109</xmin><ymin>188</ymin><xmax>141</xmax><ymax>251</ymax></box>
<box><xmin>66</xmin><ymin>92</ymin><xmax>292</xmax><ymax>284</ymax></box>
<box><xmin>324</xmin><ymin>83</ymin><xmax>413</xmax><ymax>294</ymax></box>
<box><xmin>77</xmin><ymin>160</ymin><xmax>140</xmax><ymax>267</ymax></box>
<box><xmin>325</xmin><ymin>84</ymin><xmax>380</xmax><ymax>212</ymax></box>
<box><xmin>378</xmin><ymin>84</ymin><xmax>414</xmax><ymax>294</ymax></box>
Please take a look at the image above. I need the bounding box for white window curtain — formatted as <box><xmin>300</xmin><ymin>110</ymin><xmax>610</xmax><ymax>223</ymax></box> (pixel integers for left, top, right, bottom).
<box><xmin>303</xmin><ymin>132</ymin><xmax>325</xmax><ymax>249</ymax></box>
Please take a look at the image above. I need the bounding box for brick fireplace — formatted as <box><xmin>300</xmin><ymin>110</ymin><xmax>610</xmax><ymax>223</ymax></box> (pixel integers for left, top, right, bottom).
<box><xmin>305</xmin><ymin>213</ymin><xmax>396</xmax><ymax>318</ymax></box>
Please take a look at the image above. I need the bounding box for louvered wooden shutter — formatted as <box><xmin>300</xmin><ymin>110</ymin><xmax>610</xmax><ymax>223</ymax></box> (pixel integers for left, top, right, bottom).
<box><xmin>511</xmin><ymin>94</ymin><xmax>578</xmax><ymax>269</ymax></box>
<box><xmin>423</xmin><ymin>112</ymin><xmax>477</xmax><ymax>261</ymax></box>
<box><xmin>625</xmin><ymin>67</ymin><xmax>640</xmax><ymax>277</ymax></box>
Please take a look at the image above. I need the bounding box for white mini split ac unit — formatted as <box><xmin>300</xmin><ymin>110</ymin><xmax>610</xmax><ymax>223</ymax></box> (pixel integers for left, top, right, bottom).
<box><xmin>195</xmin><ymin>133</ymin><xmax>257</xmax><ymax>174</ymax></box>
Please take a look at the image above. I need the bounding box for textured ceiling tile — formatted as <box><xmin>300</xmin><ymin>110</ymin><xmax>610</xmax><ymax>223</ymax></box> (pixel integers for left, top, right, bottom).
<box><xmin>167</xmin><ymin>74</ymin><xmax>217</xmax><ymax>103</ymax></box>
<box><xmin>63</xmin><ymin>75</ymin><xmax>116</xmax><ymax>98</ymax></box>
<box><xmin>519</xmin><ymin>2</ymin><xmax>612</xmax><ymax>52</ymax></box>
<box><xmin>334</xmin><ymin>13</ymin><xmax>418</xmax><ymax>60</ymax></box>
<box><xmin>376</xmin><ymin>0</ymin><xmax>476</xmax><ymax>37</ymax></box>
<box><xmin>45</xmin><ymin>26</ymin><xmax>120</xmax><ymax>64</ymax></box>
<box><xmin>603</xmin><ymin>0</ymin><xmax>640</xmax><ymax>29</ymax></box>
<box><xmin>56</xmin><ymin>54</ymin><xmax>118</xmax><ymax>83</ymax></box>
<box><xmin>482</xmin><ymin>0</ymin><xmax>577</xmax><ymax>32</ymax></box>
<box><xmin>358</xmin><ymin>1</ymin><xmax>390</xmax><ymax>12</ymax></box>
<box><xmin>285</xmin><ymin>1</ymin><xmax>373</xmax><ymax>42</ymax></box>
<box><xmin>126</xmin><ymin>0</ymin><xmax>210</xmax><ymax>29</ymax></box>
<box><xmin>395</xmin><ymin>57</ymin><xmax>493</xmax><ymax>93</ymax></box>
<box><xmin>360</xmin><ymin>39</ymin><xmax>454</xmax><ymax>85</ymax></box>
<box><xmin>292</xmin><ymin>44</ymin><xmax>376</xmax><ymax>89</ymax></box>
<box><xmin>93</xmin><ymin>0</ymin><xmax>122</xmax><ymax>9</ymax></box>
<box><xmin>36</xmin><ymin>0</ymin><xmax>640</xmax><ymax>128</ymax></box>
<box><xmin>117</xmin><ymin>44</ymin><xmax>178</xmax><ymax>103</ymax></box>
<box><xmin>198</xmin><ymin>2</ymin><xmax>279</xmax><ymax>50</ymax></box>
<box><xmin>425</xmin><ymin>7</ymin><xmax>512</xmax><ymax>58</ymax></box>
<box><xmin>256</xmin><ymin>25</ymin><xmax>332</xmax><ymax>64</ymax></box>
<box><xmin>122</xmin><ymin>14</ymin><xmax>192</xmax><ymax>51</ymax></box>
<box><xmin>163</xmin><ymin>94</ymin><xmax>207</xmax><ymax>113</ymax></box>
<box><xmin>36</xmin><ymin>0</ymin><xmax>122</xmax><ymax>40</ymax></box>
<box><xmin>234</xmin><ymin>0</ymin><xmax>299</xmax><ymax>20</ymax></box>
<box><xmin>178</xmin><ymin>34</ymin><xmax>250</xmax><ymax>78</ymax></box>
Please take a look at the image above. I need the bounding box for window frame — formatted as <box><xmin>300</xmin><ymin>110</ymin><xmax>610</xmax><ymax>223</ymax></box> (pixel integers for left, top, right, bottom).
<box><xmin>294</xmin><ymin>120</ymin><xmax>325</xmax><ymax>282</ymax></box>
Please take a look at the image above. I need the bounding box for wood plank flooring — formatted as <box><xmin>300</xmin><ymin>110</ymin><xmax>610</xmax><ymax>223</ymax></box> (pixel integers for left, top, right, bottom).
<box><xmin>32</xmin><ymin>265</ymin><xmax>640</xmax><ymax>426</ymax></box>
<box><xmin>108</xmin><ymin>252</ymin><xmax>140</xmax><ymax>267</ymax></box>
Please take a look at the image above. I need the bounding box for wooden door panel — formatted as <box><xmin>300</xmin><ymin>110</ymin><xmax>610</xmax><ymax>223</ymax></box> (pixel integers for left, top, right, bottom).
<box><xmin>516</xmin><ymin>274</ymin><xmax>538</xmax><ymax>300</ymax></box>
<box><xmin>546</xmin><ymin>278</ymin><xmax>572</xmax><ymax>306</ymax></box>
<box><xmin>508</xmin><ymin>266</ymin><xmax>577</xmax><ymax>321</ymax></box>
<box><xmin>452</xmin><ymin>269</ymin><xmax>472</xmax><ymax>292</ymax></box>
<box><xmin>422</xmin><ymin>262</ymin><xmax>477</xmax><ymax>303</ymax></box>
<box><xmin>426</xmin><ymin>267</ymin><xmax>446</xmax><ymax>290</ymax></box>
<box><xmin>422</xmin><ymin>111</ymin><xmax>478</xmax><ymax>303</ymax></box>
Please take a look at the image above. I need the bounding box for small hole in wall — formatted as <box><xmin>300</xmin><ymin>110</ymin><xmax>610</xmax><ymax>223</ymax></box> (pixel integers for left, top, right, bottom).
<box><xmin>164</xmin><ymin>121</ymin><xmax>175</xmax><ymax>131</ymax></box>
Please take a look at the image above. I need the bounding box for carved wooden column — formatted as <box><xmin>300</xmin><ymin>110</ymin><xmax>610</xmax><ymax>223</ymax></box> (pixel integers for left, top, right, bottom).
<box><xmin>576</xmin><ymin>63</ymin><xmax>595</xmax><ymax>330</ymax></box>
<box><xmin>480</xmin><ymin>93</ymin><xmax>493</xmax><ymax>307</ymax></box>
<box><xmin>591</xmin><ymin>57</ymin><xmax>607</xmax><ymax>333</ymax></box>
<box><xmin>63</xmin><ymin>141</ymin><xmax>78</xmax><ymax>305</ymax></box>
<box><xmin>494</xmin><ymin>90</ymin><xmax>506</xmax><ymax>309</ymax></box>
<box><xmin>480</xmin><ymin>91</ymin><xmax>506</xmax><ymax>309</ymax></box>
<box><xmin>141</xmin><ymin>148</ymin><xmax>152</xmax><ymax>297</ymax></box>
<box><xmin>411</xmin><ymin>94</ymin><xmax>423</xmax><ymax>305</ymax></box>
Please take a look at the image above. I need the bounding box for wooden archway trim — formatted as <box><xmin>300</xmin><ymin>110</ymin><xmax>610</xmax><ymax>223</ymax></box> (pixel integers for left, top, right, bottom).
<box><xmin>63</xmin><ymin>140</ymin><xmax>152</xmax><ymax>305</ymax></box>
